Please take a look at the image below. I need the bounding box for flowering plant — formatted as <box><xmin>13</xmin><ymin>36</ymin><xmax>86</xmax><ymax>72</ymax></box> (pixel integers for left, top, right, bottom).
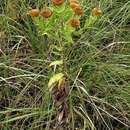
<box><xmin>28</xmin><ymin>0</ymin><xmax>84</xmax><ymax>44</ymax></box>
<box><xmin>27</xmin><ymin>0</ymin><xmax>102</xmax><ymax>129</ymax></box>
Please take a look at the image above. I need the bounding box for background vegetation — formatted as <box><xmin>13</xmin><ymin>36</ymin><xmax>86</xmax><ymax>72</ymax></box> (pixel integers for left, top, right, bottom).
<box><xmin>0</xmin><ymin>0</ymin><xmax>130</xmax><ymax>129</ymax></box>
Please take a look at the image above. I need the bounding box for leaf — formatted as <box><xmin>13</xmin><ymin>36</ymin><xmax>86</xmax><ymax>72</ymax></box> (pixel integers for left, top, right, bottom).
<box><xmin>34</xmin><ymin>17</ymin><xmax>46</xmax><ymax>32</ymax></box>
<box><xmin>50</xmin><ymin>45</ymin><xmax>62</xmax><ymax>51</ymax></box>
<box><xmin>53</xmin><ymin>4</ymin><xmax>65</xmax><ymax>13</ymax></box>
<box><xmin>48</xmin><ymin>73</ymin><xmax>64</xmax><ymax>88</ymax></box>
<box><xmin>58</xmin><ymin>78</ymin><xmax>66</xmax><ymax>89</ymax></box>
<box><xmin>49</xmin><ymin>60</ymin><xmax>63</xmax><ymax>67</ymax></box>
<box><xmin>0</xmin><ymin>31</ymin><xmax>6</xmax><ymax>39</ymax></box>
<box><xmin>1</xmin><ymin>112</ymin><xmax>39</xmax><ymax>124</ymax></box>
<box><xmin>84</xmin><ymin>15</ymin><xmax>97</xmax><ymax>28</ymax></box>
<box><xmin>63</xmin><ymin>25</ymin><xmax>74</xmax><ymax>44</ymax></box>
<box><xmin>58</xmin><ymin>110</ymin><xmax>64</xmax><ymax>122</ymax></box>
<box><xmin>63</xmin><ymin>7</ymin><xmax>73</xmax><ymax>21</ymax></box>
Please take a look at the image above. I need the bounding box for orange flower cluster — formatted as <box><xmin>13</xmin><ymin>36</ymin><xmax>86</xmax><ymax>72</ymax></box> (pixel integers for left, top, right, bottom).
<box><xmin>52</xmin><ymin>0</ymin><xmax>64</xmax><ymax>6</ymax></box>
<box><xmin>28</xmin><ymin>8</ymin><xmax>53</xmax><ymax>18</ymax></box>
<box><xmin>91</xmin><ymin>7</ymin><xmax>102</xmax><ymax>16</ymax></box>
<box><xmin>69</xmin><ymin>0</ymin><xmax>84</xmax><ymax>16</ymax></box>
<box><xmin>27</xmin><ymin>0</ymin><xmax>84</xmax><ymax>28</ymax></box>
<box><xmin>68</xmin><ymin>0</ymin><xmax>83</xmax><ymax>28</ymax></box>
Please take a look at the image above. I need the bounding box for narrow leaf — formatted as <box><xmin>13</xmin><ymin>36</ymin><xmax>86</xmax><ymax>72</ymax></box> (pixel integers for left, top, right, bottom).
<box><xmin>49</xmin><ymin>60</ymin><xmax>63</xmax><ymax>67</ymax></box>
<box><xmin>48</xmin><ymin>73</ymin><xmax>64</xmax><ymax>88</ymax></box>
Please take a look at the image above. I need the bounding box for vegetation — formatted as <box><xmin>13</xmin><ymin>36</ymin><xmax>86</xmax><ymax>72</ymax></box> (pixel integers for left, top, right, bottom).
<box><xmin>0</xmin><ymin>0</ymin><xmax>130</xmax><ymax>130</ymax></box>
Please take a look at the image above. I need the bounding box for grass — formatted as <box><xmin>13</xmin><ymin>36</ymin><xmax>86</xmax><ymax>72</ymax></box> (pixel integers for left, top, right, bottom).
<box><xmin>0</xmin><ymin>0</ymin><xmax>130</xmax><ymax>130</ymax></box>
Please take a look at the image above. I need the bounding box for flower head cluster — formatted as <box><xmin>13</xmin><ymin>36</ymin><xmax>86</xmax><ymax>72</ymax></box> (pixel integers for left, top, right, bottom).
<box><xmin>69</xmin><ymin>0</ymin><xmax>84</xmax><ymax>16</ymax></box>
<box><xmin>28</xmin><ymin>8</ymin><xmax>53</xmax><ymax>18</ymax></box>
<box><xmin>68</xmin><ymin>0</ymin><xmax>83</xmax><ymax>28</ymax></box>
<box><xmin>27</xmin><ymin>0</ymin><xmax>84</xmax><ymax>28</ymax></box>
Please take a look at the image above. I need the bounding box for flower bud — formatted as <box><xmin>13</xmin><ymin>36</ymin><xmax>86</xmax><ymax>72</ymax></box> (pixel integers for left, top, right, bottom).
<box><xmin>40</xmin><ymin>8</ymin><xmax>53</xmax><ymax>18</ymax></box>
<box><xmin>68</xmin><ymin>18</ymin><xmax>80</xmax><ymax>28</ymax></box>
<box><xmin>70</xmin><ymin>3</ymin><xmax>79</xmax><ymax>10</ymax></box>
<box><xmin>91</xmin><ymin>7</ymin><xmax>102</xmax><ymax>16</ymax></box>
<box><xmin>52</xmin><ymin>0</ymin><xmax>64</xmax><ymax>6</ymax></box>
<box><xmin>73</xmin><ymin>6</ymin><xmax>84</xmax><ymax>16</ymax></box>
<box><xmin>70</xmin><ymin>0</ymin><xmax>79</xmax><ymax>4</ymax></box>
<box><xmin>27</xmin><ymin>9</ymin><xmax>40</xmax><ymax>17</ymax></box>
